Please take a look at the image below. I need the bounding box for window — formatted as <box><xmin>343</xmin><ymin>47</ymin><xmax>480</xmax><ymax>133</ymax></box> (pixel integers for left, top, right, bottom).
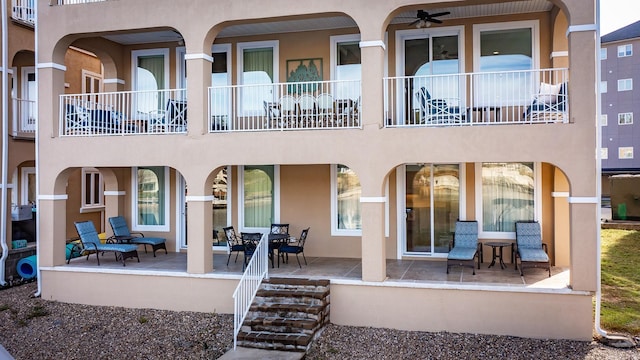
<box><xmin>20</xmin><ymin>167</ymin><xmax>36</xmax><ymax>206</ymax></box>
<box><xmin>600</xmin><ymin>114</ymin><xmax>608</xmax><ymax>126</ymax></box>
<box><xmin>601</xmin><ymin>148</ymin><xmax>608</xmax><ymax>159</ymax></box>
<box><xmin>473</xmin><ymin>21</ymin><xmax>539</xmax><ymax>106</ymax></box>
<box><xmin>618</xmin><ymin>112</ymin><xmax>633</xmax><ymax>125</ymax></box>
<box><xmin>618</xmin><ymin>44</ymin><xmax>632</xmax><ymax>57</ymax></box>
<box><xmin>237</xmin><ymin>41</ymin><xmax>279</xmax><ymax>115</ymax></box>
<box><xmin>131</xmin><ymin>49</ymin><xmax>169</xmax><ymax>112</ymax></box>
<box><xmin>619</xmin><ymin>147</ymin><xmax>634</xmax><ymax>159</ymax></box>
<box><xmin>600</xmin><ymin>81</ymin><xmax>607</xmax><ymax>93</ymax></box>
<box><xmin>240</xmin><ymin>165</ymin><xmax>279</xmax><ymax>231</ymax></box>
<box><xmin>81</xmin><ymin>168</ymin><xmax>103</xmax><ymax>210</ymax></box>
<box><xmin>331</xmin><ymin>164</ymin><xmax>362</xmax><ymax>236</ymax></box>
<box><xmin>132</xmin><ymin>167</ymin><xmax>169</xmax><ymax>231</ymax></box>
<box><xmin>331</xmin><ymin>34</ymin><xmax>361</xmax><ymax>100</ymax></box>
<box><xmin>476</xmin><ymin>163</ymin><xmax>536</xmax><ymax>238</ymax></box>
<box><xmin>600</xmin><ymin>48</ymin><xmax>607</xmax><ymax>60</ymax></box>
<box><xmin>212</xmin><ymin>167</ymin><xmax>231</xmax><ymax>247</ymax></box>
<box><xmin>618</xmin><ymin>78</ymin><xmax>633</xmax><ymax>91</ymax></box>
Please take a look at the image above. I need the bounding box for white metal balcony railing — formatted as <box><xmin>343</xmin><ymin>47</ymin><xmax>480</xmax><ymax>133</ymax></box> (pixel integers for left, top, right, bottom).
<box><xmin>232</xmin><ymin>233</ymin><xmax>268</xmax><ymax>350</ymax></box>
<box><xmin>209</xmin><ymin>79</ymin><xmax>361</xmax><ymax>132</ymax></box>
<box><xmin>55</xmin><ymin>0</ymin><xmax>108</xmax><ymax>5</ymax></box>
<box><xmin>384</xmin><ymin>68</ymin><xmax>569</xmax><ymax>127</ymax></box>
<box><xmin>11</xmin><ymin>0</ymin><xmax>35</xmax><ymax>25</ymax></box>
<box><xmin>12</xmin><ymin>98</ymin><xmax>36</xmax><ymax>136</ymax></box>
<box><xmin>59</xmin><ymin>89</ymin><xmax>187</xmax><ymax>136</ymax></box>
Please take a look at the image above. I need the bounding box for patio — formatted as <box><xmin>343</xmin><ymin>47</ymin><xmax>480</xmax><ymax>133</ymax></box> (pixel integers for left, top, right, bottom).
<box><xmin>63</xmin><ymin>251</ymin><xmax>569</xmax><ymax>289</ymax></box>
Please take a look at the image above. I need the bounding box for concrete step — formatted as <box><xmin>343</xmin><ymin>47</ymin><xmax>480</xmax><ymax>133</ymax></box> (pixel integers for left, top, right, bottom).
<box><xmin>236</xmin><ymin>331</ymin><xmax>311</xmax><ymax>352</ymax></box>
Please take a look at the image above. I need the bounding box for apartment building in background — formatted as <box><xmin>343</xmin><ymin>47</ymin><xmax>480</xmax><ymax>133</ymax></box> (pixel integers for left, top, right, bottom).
<box><xmin>28</xmin><ymin>0</ymin><xmax>600</xmax><ymax>342</ymax></box>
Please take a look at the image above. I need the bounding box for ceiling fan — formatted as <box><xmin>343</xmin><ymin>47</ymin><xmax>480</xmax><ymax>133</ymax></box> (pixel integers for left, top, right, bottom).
<box><xmin>408</xmin><ymin>10</ymin><xmax>451</xmax><ymax>28</ymax></box>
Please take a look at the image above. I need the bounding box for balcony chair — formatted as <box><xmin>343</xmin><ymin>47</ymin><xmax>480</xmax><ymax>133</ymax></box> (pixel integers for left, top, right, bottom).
<box><xmin>298</xmin><ymin>94</ymin><xmax>317</xmax><ymax>127</ymax></box>
<box><xmin>241</xmin><ymin>232</ymin><xmax>263</xmax><ymax>270</ymax></box>
<box><xmin>515</xmin><ymin>221</ymin><xmax>551</xmax><ymax>277</ymax></box>
<box><xmin>223</xmin><ymin>226</ymin><xmax>244</xmax><ymax>266</ymax></box>
<box><xmin>447</xmin><ymin>220</ymin><xmax>481</xmax><ymax>275</ymax></box>
<box><xmin>108</xmin><ymin>216</ymin><xmax>167</xmax><ymax>257</ymax></box>
<box><xmin>316</xmin><ymin>93</ymin><xmax>335</xmax><ymax>127</ymax></box>
<box><xmin>278</xmin><ymin>227</ymin><xmax>310</xmax><ymax>268</ymax></box>
<box><xmin>148</xmin><ymin>99</ymin><xmax>188</xmax><ymax>133</ymax></box>
<box><xmin>523</xmin><ymin>82</ymin><xmax>567</xmax><ymax>122</ymax></box>
<box><xmin>416</xmin><ymin>87</ymin><xmax>465</xmax><ymax>124</ymax></box>
<box><xmin>74</xmin><ymin>220</ymin><xmax>139</xmax><ymax>266</ymax></box>
<box><xmin>279</xmin><ymin>95</ymin><xmax>298</xmax><ymax>128</ymax></box>
<box><xmin>269</xmin><ymin>223</ymin><xmax>290</xmax><ymax>267</ymax></box>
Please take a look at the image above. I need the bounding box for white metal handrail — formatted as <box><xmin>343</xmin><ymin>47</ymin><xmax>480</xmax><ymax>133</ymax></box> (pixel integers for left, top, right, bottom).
<box><xmin>11</xmin><ymin>0</ymin><xmax>35</xmax><ymax>25</ymax></box>
<box><xmin>384</xmin><ymin>68</ymin><xmax>569</xmax><ymax>127</ymax></box>
<box><xmin>59</xmin><ymin>89</ymin><xmax>187</xmax><ymax>136</ymax></box>
<box><xmin>209</xmin><ymin>79</ymin><xmax>361</xmax><ymax>132</ymax></box>
<box><xmin>12</xmin><ymin>98</ymin><xmax>36</xmax><ymax>136</ymax></box>
<box><xmin>232</xmin><ymin>233</ymin><xmax>268</xmax><ymax>350</ymax></box>
<box><xmin>55</xmin><ymin>0</ymin><xmax>108</xmax><ymax>4</ymax></box>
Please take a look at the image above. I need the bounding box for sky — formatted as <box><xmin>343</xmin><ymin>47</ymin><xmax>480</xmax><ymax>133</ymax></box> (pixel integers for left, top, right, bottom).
<box><xmin>599</xmin><ymin>0</ymin><xmax>640</xmax><ymax>35</ymax></box>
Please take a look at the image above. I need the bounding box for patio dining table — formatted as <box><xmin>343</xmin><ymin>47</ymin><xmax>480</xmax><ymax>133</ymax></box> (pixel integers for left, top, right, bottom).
<box><xmin>268</xmin><ymin>233</ymin><xmax>289</xmax><ymax>268</ymax></box>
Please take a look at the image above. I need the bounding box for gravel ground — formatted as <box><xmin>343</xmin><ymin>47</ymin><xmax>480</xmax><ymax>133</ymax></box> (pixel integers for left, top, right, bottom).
<box><xmin>1</xmin><ymin>282</ymin><xmax>639</xmax><ymax>360</ymax></box>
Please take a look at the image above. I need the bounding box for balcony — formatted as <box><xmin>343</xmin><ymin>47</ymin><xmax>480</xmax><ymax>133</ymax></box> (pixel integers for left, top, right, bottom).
<box><xmin>11</xmin><ymin>0</ymin><xmax>34</xmax><ymax>26</ymax></box>
<box><xmin>384</xmin><ymin>68</ymin><xmax>568</xmax><ymax>127</ymax></box>
<box><xmin>59</xmin><ymin>89</ymin><xmax>186</xmax><ymax>136</ymax></box>
<box><xmin>12</xmin><ymin>98</ymin><xmax>35</xmax><ymax>138</ymax></box>
<box><xmin>209</xmin><ymin>79</ymin><xmax>361</xmax><ymax>132</ymax></box>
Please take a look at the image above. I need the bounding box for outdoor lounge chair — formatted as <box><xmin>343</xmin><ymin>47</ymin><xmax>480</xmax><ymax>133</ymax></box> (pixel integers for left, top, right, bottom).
<box><xmin>278</xmin><ymin>227</ymin><xmax>309</xmax><ymax>268</ymax></box>
<box><xmin>148</xmin><ymin>99</ymin><xmax>187</xmax><ymax>133</ymax></box>
<box><xmin>74</xmin><ymin>220</ymin><xmax>139</xmax><ymax>266</ymax></box>
<box><xmin>416</xmin><ymin>87</ymin><xmax>465</xmax><ymax>124</ymax></box>
<box><xmin>523</xmin><ymin>82</ymin><xmax>567</xmax><ymax>122</ymax></box>
<box><xmin>447</xmin><ymin>220</ymin><xmax>481</xmax><ymax>275</ymax></box>
<box><xmin>108</xmin><ymin>216</ymin><xmax>167</xmax><ymax>257</ymax></box>
<box><xmin>515</xmin><ymin>221</ymin><xmax>551</xmax><ymax>277</ymax></box>
<box><xmin>241</xmin><ymin>232</ymin><xmax>263</xmax><ymax>270</ymax></box>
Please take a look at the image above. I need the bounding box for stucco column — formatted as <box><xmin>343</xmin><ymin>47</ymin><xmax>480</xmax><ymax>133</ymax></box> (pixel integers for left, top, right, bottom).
<box><xmin>184</xmin><ymin>53</ymin><xmax>212</xmax><ymax>135</ymax></box>
<box><xmin>359</xmin><ymin>41</ymin><xmax>385</xmax><ymax>128</ymax></box>
<box><xmin>360</xmin><ymin>198</ymin><xmax>386</xmax><ymax>281</ymax></box>
<box><xmin>37</xmin><ymin>197</ymin><xmax>67</xmax><ymax>267</ymax></box>
<box><xmin>186</xmin><ymin>196</ymin><xmax>213</xmax><ymax>274</ymax></box>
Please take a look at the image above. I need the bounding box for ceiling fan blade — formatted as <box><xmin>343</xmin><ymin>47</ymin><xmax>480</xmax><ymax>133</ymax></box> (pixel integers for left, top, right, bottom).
<box><xmin>427</xmin><ymin>18</ymin><xmax>443</xmax><ymax>24</ymax></box>
<box><xmin>428</xmin><ymin>11</ymin><xmax>451</xmax><ymax>18</ymax></box>
<box><xmin>408</xmin><ymin>19</ymin><xmax>420</xmax><ymax>26</ymax></box>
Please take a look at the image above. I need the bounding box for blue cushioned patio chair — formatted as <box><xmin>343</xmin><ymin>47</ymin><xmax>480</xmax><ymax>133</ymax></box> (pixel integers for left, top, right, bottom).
<box><xmin>515</xmin><ymin>221</ymin><xmax>551</xmax><ymax>277</ymax></box>
<box><xmin>223</xmin><ymin>226</ymin><xmax>244</xmax><ymax>266</ymax></box>
<box><xmin>108</xmin><ymin>216</ymin><xmax>167</xmax><ymax>257</ymax></box>
<box><xmin>278</xmin><ymin>227</ymin><xmax>310</xmax><ymax>268</ymax></box>
<box><xmin>74</xmin><ymin>221</ymin><xmax>139</xmax><ymax>266</ymax></box>
<box><xmin>447</xmin><ymin>220</ymin><xmax>481</xmax><ymax>275</ymax></box>
<box><xmin>416</xmin><ymin>87</ymin><xmax>465</xmax><ymax>124</ymax></box>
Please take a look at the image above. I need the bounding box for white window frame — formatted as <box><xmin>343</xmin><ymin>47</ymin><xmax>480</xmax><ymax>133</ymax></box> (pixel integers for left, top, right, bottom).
<box><xmin>601</xmin><ymin>148</ymin><xmax>608</xmax><ymax>159</ymax></box>
<box><xmin>81</xmin><ymin>69</ymin><xmax>103</xmax><ymax>94</ymax></box>
<box><xmin>20</xmin><ymin>167</ymin><xmax>35</xmax><ymax>206</ymax></box>
<box><xmin>618</xmin><ymin>112</ymin><xmax>633</xmax><ymax>125</ymax></box>
<box><xmin>617</xmin><ymin>78</ymin><xmax>633</xmax><ymax>92</ymax></box>
<box><xmin>131</xmin><ymin>166</ymin><xmax>170</xmax><ymax>232</ymax></box>
<box><xmin>176</xmin><ymin>46</ymin><xmax>186</xmax><ymax>91</ymax></box>
<box><xmin>131</xmin><ymin>48</ymin><xmax>170</xmax><ymax>91</ymax></box>
<box><xmin>600</xmin><ymin>114</ymin><xmax>608</xmax><ymax>126</ymax></box>
<box><xmin>472</xmin><ymin>20</ymin><xmax>540</xmax><ymax>73</ymax></box>
<box><xmin>238</xmin><ymin>165</ymin><xmax>280</xmax><ymax>234</ymax></box>
<box><xmin>600</xmin><ymin>47</ymin><xmax>607</xmax><ymax>60</ymax></box>
<box><xmin>212</xmin><ymin>166</ymin><xmax>232</xmax><ymax>249</ymax></box>
<box><xmin>617</xmin><ymin>44</ymin><xmax>632</xmax><ymax>57</ymax></box>
<box><xmin>81</xmin><ymin>168</ymin><xmax>104</xmax><ymax>212</ymax></box>
<box><xmin>330</xmin><ymin>164</ymin><xmax>362</xmax><ymax>236</ymax></box>
<box><xmin>619</xmin><ymin>147</ymin><xmax>634</xmax><ymax>159</ymax></box>
<box><xmin>475</xmin><ymin>162</ymin><xmax>541</xmax><ymax>240</ymax></box>
<box><xmin>236</xmin><ymin>40</ymin><xmax>279</xmax><ymax>116</ymax></box>
<box><xmin>330</xmin><ymin>34</ymin><xmax>361</xmax><ymax>80</ymax></box>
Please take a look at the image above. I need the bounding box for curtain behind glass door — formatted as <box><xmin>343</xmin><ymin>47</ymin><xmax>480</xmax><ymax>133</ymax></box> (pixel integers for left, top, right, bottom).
<box><xmin>244</xmin><ymin>165</ymin><xmax>274</xmax><ymax>228</ymax></box>
<box><xmin>242</xmin><ymin>48</ymin><xmax>274</xmax><ymax>114</ymax></box>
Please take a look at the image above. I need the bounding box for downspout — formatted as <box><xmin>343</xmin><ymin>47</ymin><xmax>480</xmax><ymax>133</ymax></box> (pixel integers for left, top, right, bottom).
<box><xmin>0</xmin><ymin>0</ymin><xmax>10</xmax><ymax>286</ymax></box>
<box><xmin>593</xmin><ymin>0</ymin><xmax>607</xmax><ymax>339</ymax></box>
<box><xmin>33</xmin><ymin>0</ymin><xmax>40</xmax><ymax>297</ymax></box>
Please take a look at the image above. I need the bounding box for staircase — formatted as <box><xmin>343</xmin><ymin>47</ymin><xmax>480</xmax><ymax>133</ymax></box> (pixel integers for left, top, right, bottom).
<box><xmin>236</xmin><ymin>277</ymin><xmax>330</xmax><ymax>352</ymax></box>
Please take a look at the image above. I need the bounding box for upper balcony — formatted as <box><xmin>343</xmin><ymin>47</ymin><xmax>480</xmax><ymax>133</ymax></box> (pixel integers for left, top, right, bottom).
<box><xmin>13</xmin><ymin>98</ymin><xmax>36</xmax><ymax>139</ymax></box>
<box><xmin>11</xmin><ymin>0</ymin><xmax>35</xmax><ymax>26</ymax></box>
<box><xmin>46</xmin><ymin>1</ymin><xmax>575</xmax><ymax>138</ymax></box>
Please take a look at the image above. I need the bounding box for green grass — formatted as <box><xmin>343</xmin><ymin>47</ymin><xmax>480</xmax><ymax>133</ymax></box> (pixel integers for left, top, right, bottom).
<box><xmin>600</xmin><ymin>229</ymin><xmax>640</xmax><ymax>335</ymax></box>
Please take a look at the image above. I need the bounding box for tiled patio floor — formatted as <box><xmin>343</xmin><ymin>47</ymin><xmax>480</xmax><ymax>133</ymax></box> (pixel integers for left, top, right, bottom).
<box><xmin>64</xmin><ymin>251</ymin><xmax>568</xmax><ymax>289</ymax></box>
